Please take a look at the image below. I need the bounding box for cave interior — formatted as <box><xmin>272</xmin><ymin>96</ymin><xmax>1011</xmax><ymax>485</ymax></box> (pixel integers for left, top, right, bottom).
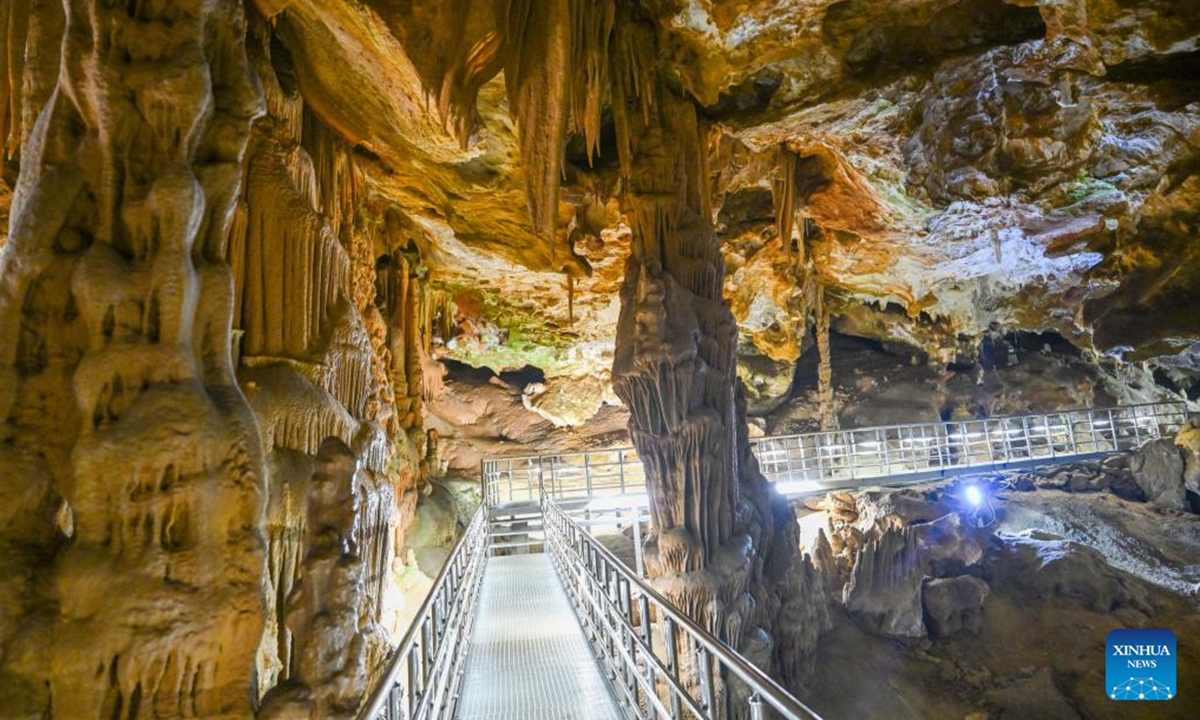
<box><xmin>1</xmin><ymin>0</ymin><xmax>1199</xmax><ymax>718</ymax></box>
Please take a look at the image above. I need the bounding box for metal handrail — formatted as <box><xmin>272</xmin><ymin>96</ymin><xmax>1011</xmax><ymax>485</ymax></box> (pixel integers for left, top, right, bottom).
<box><xmin>543</xmin><ymin>496</ymin><xmax>823</xmax><ymax>720</ymax></box>
<box><xmin>483</xmin><ymin>402</ymin><xmax>1188</xmax><ymax>506</ymax></box>
<box><xmin>359</xmin><ymin>506</ymin><xmax>488</xmax><ymax>720</ymax></box>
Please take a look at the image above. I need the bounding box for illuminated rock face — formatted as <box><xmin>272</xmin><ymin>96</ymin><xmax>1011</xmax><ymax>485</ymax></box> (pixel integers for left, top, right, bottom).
<box><xmin>610</xmin><ymin>31</ymin><xmax>825</xmax><ymax>686</ymax></box>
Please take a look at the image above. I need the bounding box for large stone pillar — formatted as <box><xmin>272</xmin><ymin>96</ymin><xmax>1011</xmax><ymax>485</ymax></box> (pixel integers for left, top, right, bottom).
<box><xmin>0</xmin><ymin>1</ymin><xmax>267</xmax><ymax>716</ymax></box>
<box><xmin>608</xmin><ymin>13</ymin><xmax>827</xmax><ymax>690</ymax></box>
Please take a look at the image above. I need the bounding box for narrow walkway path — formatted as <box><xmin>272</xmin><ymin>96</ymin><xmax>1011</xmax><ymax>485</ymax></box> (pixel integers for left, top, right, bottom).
<box><xmin>455</xmin><ymin>554</ymin><xmax>625</xmax><ymax>720</ymax></box>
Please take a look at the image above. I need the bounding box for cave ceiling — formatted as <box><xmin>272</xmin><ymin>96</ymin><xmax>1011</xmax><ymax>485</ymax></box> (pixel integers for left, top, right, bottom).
<box><xmin>7</xmin><ymin>0</ymin><xmax>1199</xmax><ymax>386</ymax></box>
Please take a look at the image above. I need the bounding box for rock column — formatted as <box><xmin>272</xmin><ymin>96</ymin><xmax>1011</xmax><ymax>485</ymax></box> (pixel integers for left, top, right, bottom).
<box><xmin>608</xmin><ymin>11</ymin><xmax>827</xmax><ymax>693</ymax></box>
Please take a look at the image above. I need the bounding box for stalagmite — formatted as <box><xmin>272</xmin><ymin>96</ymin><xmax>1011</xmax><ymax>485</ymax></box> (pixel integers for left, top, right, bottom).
<box><xmin>260</xmin><ymin>438</ymin><xmax>372</xmax><ymax>719</ymax></box>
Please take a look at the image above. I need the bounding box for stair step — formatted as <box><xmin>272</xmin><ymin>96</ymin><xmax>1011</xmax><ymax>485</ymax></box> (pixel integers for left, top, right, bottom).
<box><xmin>489</xmin><ymin>540</ymin><xmax>545</xmax><ymax>551</ymax></box>
<box><xmin>488</xmin><ymin>528</ymin><xmax>544</xmax><ymax>538</ymax></box>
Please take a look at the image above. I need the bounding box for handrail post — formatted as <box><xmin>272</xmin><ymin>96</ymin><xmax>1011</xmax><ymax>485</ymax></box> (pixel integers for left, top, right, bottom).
<box><xmin>506</xmin><ymin>460</ymin><xmax>514</xmax><ymax>504</ymax></box>
<box><xmin>847</xmin><ymin>431</ymin><xmax>858</xmax><ymax>480</ymax></box>
<box><xmin>537</xmin><ymin>455</ymin><xmax>546</xmax><ymax>500</ymax></box>
<box><xmin>1087</xmin><ymin>409</ymin><xmax>1101</xmax><ymax>452</ymax></box>
<box><xmin>749</xmin><ymin>694</ymin><xmax>765</xmax><ymax>720</ymax></box>
<box><xmin>407</xmin><ymin>646</ymin><xmax>420</xmax><ymax>718</ymax></box>
<box><xmin>1021</xmin><ymin>416</ymin><xmax>1030</xmax><ymax>457</ymax></box>
<box><xmin>1041</xmin><ymin>413</ymin><xmax>1055</xmax><ymax>458</ymax></box>
<box><xmin>663</xmin><ymin>617</ymin><xmax>682</xmax><ymax>720</ymax></box>
<box><xmin>632</xmin><ymin>512</ymin><xmax>644</xmax><ymax>578</ymax></box>
<box><xmin>697</xmin><ymin>646</ymin><xmax>716</xmax><ymax>714</ymax></box>
<box><xmin>1067</xmin><ymin>412</ymin><xmax>1079</xmax><ymax>454</ymax></box>
<box><xmin>956</xmin><ymin>420</ymin><xmax>968</xmax><ymax>467</ymax></box>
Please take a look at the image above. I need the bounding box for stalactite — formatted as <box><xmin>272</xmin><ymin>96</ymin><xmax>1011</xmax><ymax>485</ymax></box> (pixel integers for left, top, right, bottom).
<box><xmin>567</xmin><ymin>273</ymin><xmax>575</xmax><ymax>326</ymax></box>
<box><xmin>0</xmin><ymin>0</ymin><xmax>27</xmax><ymax>160</ymax></box>
<box><xmin>566</xmin><ymin>0</ymin><xmax>616</xmax><ymax>164</ymax></box>
<box><xmin>816</xmin><ymin>284</ymin><xmax>837</xmax><ymax>431</ymax></box>
<box><xmin>773</xmin><ymin>147</ymin><xmax>797</xmax><ymax>265</ymax></box>
<box><xmin>503</xmin><ymin>0</ymin><xmax>570</xmax><ymax>241</ymax></box>
<box><xmin>375</xmin><ymin>251</ymin><xmax>425</xmax><ymax>432</ymax></box>
<box><xmin>235</xmin><ymin>147</ymin><xmax>352</xmax><ymax>360</ymax></box>
<box><xmin>799</xmin><ymin>215</ymin><xmax>812</xmax><ymax>269</ymax></box>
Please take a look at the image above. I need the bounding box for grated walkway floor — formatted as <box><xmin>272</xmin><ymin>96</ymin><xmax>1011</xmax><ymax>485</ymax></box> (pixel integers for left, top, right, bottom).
<box><xmin>454</xmin><ymin>554</ymin><xmax>625</xmax><ymax>720</ymax></box>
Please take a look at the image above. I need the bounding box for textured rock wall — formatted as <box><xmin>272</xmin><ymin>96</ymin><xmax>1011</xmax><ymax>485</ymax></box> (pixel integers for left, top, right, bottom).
<box><xmin>0</xmin><ymin>0</ymin><xmax>266</xmax><ymax>716</ymax></box>
<box><xmin>231</xmin><ymin>12</ymin><xmax>431</xmax><ymax>709</ymax></box>
<box><xmin>0</xmin><ymin>5</ymin><xmax>432</xmax><ymax>717</ymax></box>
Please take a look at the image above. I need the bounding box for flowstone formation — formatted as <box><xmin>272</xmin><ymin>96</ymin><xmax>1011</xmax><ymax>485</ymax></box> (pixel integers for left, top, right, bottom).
<box><xmin>0</xmin><ymin>3</ymin><xmax>439</xmax><ymax>717</ymax></box>
<box><xmin>260</xmin><ymin>439</ymin><xmax>370</xmax><ymax>719</ymax></box>
<box><xmin>0</xmin><ymin>1</ymin><xmax>266</xmax><ymax>716</ymax></box>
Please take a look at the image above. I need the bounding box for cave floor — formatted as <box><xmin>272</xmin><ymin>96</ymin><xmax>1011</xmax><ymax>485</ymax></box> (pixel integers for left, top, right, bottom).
<box><xmin>455</xmin><ymin>554</ymin><xmax>624</xmax><ymax>720</ymax></box>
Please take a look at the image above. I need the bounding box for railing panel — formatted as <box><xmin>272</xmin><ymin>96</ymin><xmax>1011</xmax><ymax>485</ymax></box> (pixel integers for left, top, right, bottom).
<box><xmin>543</xmin><ymin>497</ymin><xmax>824</xmax><ymax>720</ymax></box>
<box><xmin>359</xmin><ymin>507</ymin><xmax>488</xmax><ymax>720</ymax></box>
<box><xmin>483</xmin><ymin>403</ymin><xmax>1189</xmax><ymax>504</ymax></box>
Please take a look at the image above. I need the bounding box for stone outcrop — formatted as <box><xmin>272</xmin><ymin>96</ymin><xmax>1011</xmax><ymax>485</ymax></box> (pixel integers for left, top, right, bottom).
<box><xmin>1130</xmin><ymin>438</ymin><xmax>1187</xmax><ymax>511</ymax></box>
<box><xmin>992</xmin><ymin>531</ymin><xmax>1150</xmax><ymax>614</ymax></box>
<box><xmin>843</xmin><ymin>526</ymin><xmax>927</xmax><ymax>637</ymax></box>
<box><xmin>922</xmin><ymin>575</ymin><xmax>989</xmax><ymax>639</ymax></box>
<box><xmin>1175</xmin><ymin>416</ymin><xmax>1200</xmax><ymax>496</ymax></box>
<box><xmin>841</xmin><ymin>511</ymin><xmax>988</xmax><ymax>638</ymax></box>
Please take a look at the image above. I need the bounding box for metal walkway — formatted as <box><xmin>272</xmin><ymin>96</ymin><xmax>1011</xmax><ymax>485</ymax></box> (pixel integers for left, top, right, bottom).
<box><xmin>454</xmin><ymin>554</ymin><xmax>623</xmax><ymax>720</ymax></box>
<box><xmin>361</xmin><ymin>401</ymin><xmax>1191</xmax><ymax>720</ymax></box>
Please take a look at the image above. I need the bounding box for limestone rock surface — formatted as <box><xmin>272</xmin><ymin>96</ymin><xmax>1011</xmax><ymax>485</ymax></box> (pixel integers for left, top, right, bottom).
<box><xmin>922</xmin><ymin>575</ymin><xmax>990</xmax><ymax>638</ymax></box>
<box><xmin>1130</xmin><ymin>438</ymin><xmax>1187</xmax><ymax>511</ymax></box>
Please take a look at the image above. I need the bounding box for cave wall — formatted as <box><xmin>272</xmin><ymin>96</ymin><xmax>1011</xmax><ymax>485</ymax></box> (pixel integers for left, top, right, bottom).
<box><xmin>0</xmin><ymin>0</ymin><xmax>267</xmax><ymax>716</ymax></box>
<box><xmin>232</xmin><ymin>11</ymin><xmax>436</xmax><ymax>710</ymax></box>
<box><xmin>0</xmin><ymin>4</ymin><xmax>432</xmax><ymax>717</ymax></box>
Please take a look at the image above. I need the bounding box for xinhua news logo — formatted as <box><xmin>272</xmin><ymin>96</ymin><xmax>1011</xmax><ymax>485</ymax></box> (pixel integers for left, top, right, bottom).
<box><xmin>1106</xmin><ymin>629</ymin><xmax>1176</xmax><ymax>701</ymax></box>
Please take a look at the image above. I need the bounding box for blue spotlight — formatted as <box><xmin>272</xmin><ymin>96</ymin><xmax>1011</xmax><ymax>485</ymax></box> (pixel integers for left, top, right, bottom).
<box><xmin>964</xmin><ymin>484</ymin><xmax>984</xmax><ymax>508</ymax></box>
